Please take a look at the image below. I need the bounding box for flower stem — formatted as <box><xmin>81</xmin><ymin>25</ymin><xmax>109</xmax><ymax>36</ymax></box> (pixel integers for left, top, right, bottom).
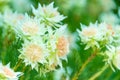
<box><xmin>20</xmin><ymin>66</ymin><xmax>31</xmax><ymax>80</ymax></box>
<box><xmin>14</xmin><ymin>59</ymin><xmax>22</xmax><ymax>71</ymax></box>
<box><xmin>72</xmin><ymin>51</ymin><xmax>97</xmax><ymax>80</ymax></box>
<box><xmin>89</xmin><ymin>65</ymin><xmax>109</xmax><ymax>80</ymax></box>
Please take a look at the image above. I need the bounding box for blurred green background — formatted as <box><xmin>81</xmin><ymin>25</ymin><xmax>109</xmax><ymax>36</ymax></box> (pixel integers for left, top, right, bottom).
<box><xmin>0</xmin><ymin>0</ymin><xmax>120</xmax><ymax>80</ymax></box>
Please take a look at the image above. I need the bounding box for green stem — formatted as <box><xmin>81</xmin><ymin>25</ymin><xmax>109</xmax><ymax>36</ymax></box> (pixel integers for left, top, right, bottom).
<box><xmin>20</xmin><ymin>66</ymin><xmax>26</xmax><ymax>80</ymax></box>
<box><xmin>20</xmin><ymin>66</ymin><xmax>31</xmax><ymax>80</ymax></box>
<box><xmin>14</xmin><ymin>59</ymin><xmax>22</xmax><ymax>71</ymax></box>
<box><xmin>72</xmin><ymin>51</ymin><xmax>97</xmax><ymax>80</ymax></box>
<box><xmin>89</xmin><ymin>65</ymin><xmax>109</xmax><ymax>80</ymax></box>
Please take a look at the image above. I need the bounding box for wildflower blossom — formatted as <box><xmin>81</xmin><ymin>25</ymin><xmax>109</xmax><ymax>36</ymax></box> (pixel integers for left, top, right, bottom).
<box><xmin>78</xmin><ymin>22</ymin><xmax>115</xmax><ymax>50</ymax></box>
<box><xmin>48</xmin><ymin>25</ymin><xmax>69</xmax><ymax>57</ymax></box>
<box><xmin>46</xmin><ymin>25</ymin><xmax>69</xmax><ymax>55</ymax></box>
<box><xmin>99</xmin><ymin>23</ymin><xmax>115</xmax><ymax>47</ymax></box>
<box><xmin>78</xmin><ymin>23</ymin><xmax>102</xmax><ymax>50</ymax></box>
<box><xmin>19</xmin><ymin>39</ymin><xmax>48</xmax><ymax>70</ymax></box>
<box><xmin>56</xmin><ymin>36</ymin><xmax>69</xmax><ymax>57</ymax></box>
<box><xmin>3</xmin><ymin>10</ymin><xmax>24</xmax><ymax>27</ymax></box>
<box><xmin>45</xmin><ymin>25</ymin><xmax>69</xmax><ymax>71</ymax></box>
<box><xmin>15</xmin><ymin>14</ymin><xmax>46</xmax><ymax>38</ymax></box>
<box><xmin>0</xmin><ymin>63</ymin><xmax>22</xmax><ymax>80</ymax></box>
<box><xmin>32</xmin><ymin>2</ymin><xmax>66</xmax><ymax>23</ymax></box>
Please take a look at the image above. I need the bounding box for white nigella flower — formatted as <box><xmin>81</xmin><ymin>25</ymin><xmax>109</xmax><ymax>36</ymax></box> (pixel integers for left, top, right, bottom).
<box><xmin>19</xmin><ymin>39</ymin><xmax>48</xmax><ymax>70</ymax></box>
<box><xmin>0</xmin><ymin>63</ymin><xmax>23</xmax><ymax>80</ymax></box>
<box><xmin>3</xmin><ymin>10</ymin><xmax>24</xmax><ymax>27</ymax></box>
<box><xmin>112</xmin><ymin>47</ymin><xmax>120</xmax><ymax>70</ymax></box>
<box><xmin>15</xmin><ymin>14</ymin><xmax>46</xmax><ymax>38</ymax></box>
<box><xmin>78</xmin><ymin>23</ymin><xmax>102</xmax><ymax>50</ymax></box>
<box><xmin>32</xmin><ymin>2</ymin><xmax>66</xmax><ymax>23</ymax></box>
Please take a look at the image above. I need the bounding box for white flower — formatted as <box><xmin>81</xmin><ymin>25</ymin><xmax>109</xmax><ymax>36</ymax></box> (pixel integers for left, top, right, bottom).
<box><xmin>46</xmin><ymin>25</ymin><xmax>69</xmax><ymax>55</ymax></box>
<box><xmin>48</xmin><ymin>25</ymin><xmax>69</xmax><ymax>57</ymax></box>
<box><xmin>78</xmin><ymin>22</ymin><xmax>115</xmax><ymax>50</ymax></box>
<box><xmin>99</xmin><ymin>23</ymin><xmax>115</xmax><ymax>36</ymax></box>
<box><xmin>79</xmin><ymin>23</ymin><xmax>101</xmax><ymax>40</ymax></box>
<box><xmin>45</xmin><ymin>25</ymin><xmax>69</xmax><ymax>71</ymax></box>
<box><xmin>56</xmin><ymin>36</ymin><xmax>69</xmax><ymax>57</ymax></box>
<box><xmin>3</xmin><ymin>10</ymin><xmax>24</xmax><ymax>27</ymax></box>
<box><xmin>15</xmin><ymin>14</ymin><xmax>46</xmax><ymax>38</ymax></box>
<box><xmin>78</xmin><ymin>23</ymin><xmax>102</xmax><ymax>50</ymax></box>
<box><xmin>104</xmin><ymin>46</ymin><xmax>120</xmax><ymax>70</ymax></box>
<box><xmin>32</xmin><ymin>2</ymin><xmax>66</xmax><ymax>23</ymax></box>
<box><xmin>99</xmin><ymin>23</ymin><xmax>114</xmax><ymax>46</ymax></box>
<box><xmin>112</xmin><ymin>47</ymin><xmax>120</xmax><ymax>70</ymax></box>
<box><xmin>19</xmin><ymin>39</ymin><xmax>48</xmax><ymax>70</ymax></box>
<box><xmin>0</xmin><ymin>63</ymin><xmax>23</xmax><ymax>80</ymax></box>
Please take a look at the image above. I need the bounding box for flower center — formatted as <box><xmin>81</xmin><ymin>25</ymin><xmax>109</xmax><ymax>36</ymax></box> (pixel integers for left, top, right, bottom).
<box><xmin>22</xmin><ymin>21</ymin><xmax>39</xmax><ymax>36</ymax></box>
<box><xmin>56</xmin><ymin>36</ymin><xmax>69</xmax><ymax>57</ymax></box>
<box><xmin>107</xmin><ymin>25</ymin><xmax>114</xmax><ymax>35</ymax></box>
<box><xmin>25</xmin><ymin>44</ymin><xmax>43</xmax><ymax>62</ymax></box>
<box><xmin>82</xmin><ymin>27</ymin><xmax>98</xmax><ymax>37</ymax></box>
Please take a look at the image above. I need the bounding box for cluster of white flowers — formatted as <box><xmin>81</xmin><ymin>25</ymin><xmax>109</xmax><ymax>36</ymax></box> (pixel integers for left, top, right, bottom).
<box><xmin>1</xmin><ymin>2</ymin><xmax>70</xmax><ymax>73</ymax></box>
<box><xmin>0</xmin><ymin>63</ymin><xmax>23</xmax><ymax>80</ymax></box>
<box><xmin>78</xmin><ymin>22</ymin><xmax>120</xmax><ymax>70</ymax></box>
<box><xmin>78</xmin><ymin>22</ymin><xmax>114</xmax><ymax>50</ymax></box>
